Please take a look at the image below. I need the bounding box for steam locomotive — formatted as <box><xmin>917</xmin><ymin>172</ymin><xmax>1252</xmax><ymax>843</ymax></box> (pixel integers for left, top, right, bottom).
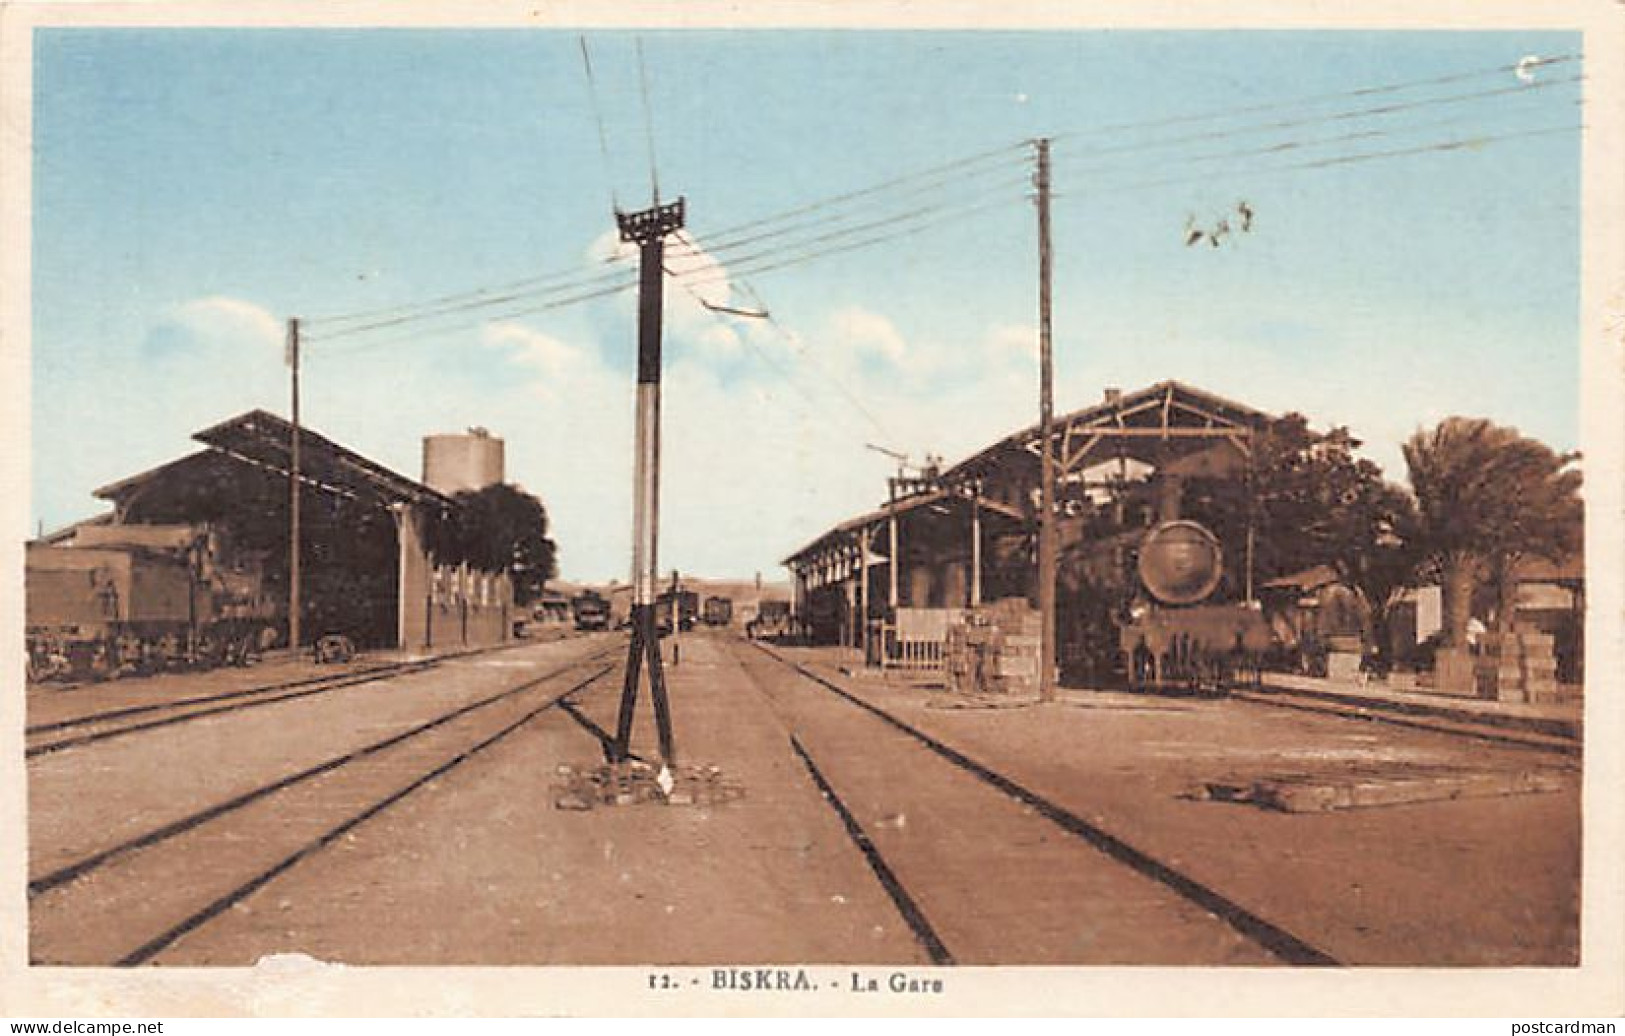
<box><xmin>570</xmin><ymin>589</ymin><xmax>611</xmax><ymax>631</ymax></box>
<box><xmin>25</xmin><ymin>523</ymin><xmax>280</xmax><ymax>681</ymax></box>
<box><xmin>1107</xmin><ymin>518</ymin><xmax>1269</xmax><ymax>692</ymax></box>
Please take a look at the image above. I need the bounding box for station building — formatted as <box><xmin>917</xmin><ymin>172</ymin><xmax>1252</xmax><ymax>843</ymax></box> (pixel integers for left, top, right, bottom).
<box><xmin>784</xmin><ymin>380</ymin><xmax>1272</xmax><ymax>680</ymax></box>
<box><xmin>54</xmin><ymin>410</ymin><xmax>515</xmax><ymax>652</ymax></box>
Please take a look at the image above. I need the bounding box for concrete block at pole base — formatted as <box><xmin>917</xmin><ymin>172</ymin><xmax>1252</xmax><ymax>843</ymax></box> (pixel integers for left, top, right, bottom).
<box><xmin>1434</xmin><ymin>647</ymin><xmax>1477</xmax><ymax>696</ymax></box>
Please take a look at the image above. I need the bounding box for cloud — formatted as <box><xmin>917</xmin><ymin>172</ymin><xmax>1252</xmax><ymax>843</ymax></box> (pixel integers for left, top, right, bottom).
<box><xmin>144</xmin><ymin>295</ymin><xmax>284</xmax><ymax>360</ymax></box>
<box><xmin>830</xmin><ymin>305</ymin><xmax>908</xmax><ymax>365</ymax></box>
<box><xmin>481</xmin><ymin>322</ymin><xmax>588</xmax><ymax>384</ymax></box>
<box><xmin>986</xmin><ymin>322</ymin><xmax>1036</xmax><ymax>359</ymax></box>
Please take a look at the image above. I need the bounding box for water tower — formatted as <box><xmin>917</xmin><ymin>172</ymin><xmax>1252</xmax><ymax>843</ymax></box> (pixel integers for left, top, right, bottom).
<box><xmin>422</xmin><ymin>427</ymin><xmax>505</xmax><ymax>495</ymax></box>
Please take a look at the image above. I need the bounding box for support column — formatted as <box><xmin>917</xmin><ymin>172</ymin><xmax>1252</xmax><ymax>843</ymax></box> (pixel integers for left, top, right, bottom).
<box><xmin>859</xmin><ymin>527</ymin><xmax>871</xmax><ymax>665</ymax></box>
<box><xmin>970</xmin><ymin>491</ymin><xmax>983</xmax><ymax>608</ymax></box>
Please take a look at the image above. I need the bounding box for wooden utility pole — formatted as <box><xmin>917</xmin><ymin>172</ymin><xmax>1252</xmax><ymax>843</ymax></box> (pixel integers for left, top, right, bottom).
<box><xmin>1035</xmin><ymin>138</ymin><xmax>1057</xmax><ymax>703</ymax></box>
<box><xmin>286</xmin><ymin>317</ymin><xmax>302</xmax><ymax>654</ymax></box>
<box><xmin>611</xmin><ymin>197</ymin><xmax>685</xmax><ymax>767</ymax></box>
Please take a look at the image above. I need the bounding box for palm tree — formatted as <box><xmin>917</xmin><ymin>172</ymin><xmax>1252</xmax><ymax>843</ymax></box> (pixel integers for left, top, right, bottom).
<box><xmin>1402</xmin><ymin>418</ymin><xmax>1581</xmax><ymax>650</ymax></box>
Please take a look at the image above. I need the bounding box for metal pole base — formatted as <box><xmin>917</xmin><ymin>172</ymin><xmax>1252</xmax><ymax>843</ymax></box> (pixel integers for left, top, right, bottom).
<box><xmin>612</xmin><ymin>604</ymin><xmax>677</xmax><ymax>766</ymax></box>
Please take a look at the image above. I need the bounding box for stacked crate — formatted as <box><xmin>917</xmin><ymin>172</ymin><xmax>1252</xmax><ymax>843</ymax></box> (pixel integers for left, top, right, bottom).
<box><xmin>1516</xmin><ymin>627</ymin><xmax>1561</xmax><ymax>704</ymax></box>
<box><xmin>943</xmin><ymin>598</ymin><xmax>1042</xmax><ymax>696</ymax></box>
<box><xmin>1474</xmin><ymin>628</ymin><xmax>1560</xmax><ymax>703</ymax></box>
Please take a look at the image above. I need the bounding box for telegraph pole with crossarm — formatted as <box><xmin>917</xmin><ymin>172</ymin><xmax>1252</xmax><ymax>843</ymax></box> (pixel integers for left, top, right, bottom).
<box><xmin>611</xmin><ymin>197</ymin><xmax>686</xmax><ymax>767</ymax></box>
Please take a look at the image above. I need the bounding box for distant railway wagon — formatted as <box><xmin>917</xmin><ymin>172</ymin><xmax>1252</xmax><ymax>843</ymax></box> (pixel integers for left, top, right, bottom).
<box><xmin>656</xmin><ymin>588</ymin><xmax>699</xmax><ymax>634</ymax></box>
<box><xmin>701</xmin><ymin>595</ymin><xmax>733</xmax><ymax>627</ymax></box>
<box><xmin>747</xmin><ymin>599</ymin><xmax>794</xmax><ymax>641</ymax></box>
<box><xmin>25</xmin><ymin>526</ymin><xmax>277</xmax><ymax>681</ymax></box>
<box><xmin>570</xmin><ymin>590</ymin><xmax>611</xmax><ymax>631</ymax></box>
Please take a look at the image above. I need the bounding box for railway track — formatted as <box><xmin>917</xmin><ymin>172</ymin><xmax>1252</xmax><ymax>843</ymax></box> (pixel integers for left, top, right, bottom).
<box><xmin>29</xmin><ymin>646</ymin><xmax>620</xmax><ymax>966</ymax></box>
<box><xmin>24</xmin><ymin>635</ymin><xmax>588</xmax><ymax>758</ymax></box>
<box><xmin>1230</xmin><ymin>684</ymin><xmax>1580</xmax><ymax>756</ymax></box>
<box><xmin>737</xmin><ymin>640</ymin><xmax>1340</xmax><ymax>966</ymax></box>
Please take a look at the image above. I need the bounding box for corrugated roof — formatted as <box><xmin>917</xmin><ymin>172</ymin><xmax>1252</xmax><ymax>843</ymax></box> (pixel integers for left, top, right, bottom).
<box><xmin>96</xmin><ymin>410</ymin><xmax>451</xmax><ymax>511</ymax></box>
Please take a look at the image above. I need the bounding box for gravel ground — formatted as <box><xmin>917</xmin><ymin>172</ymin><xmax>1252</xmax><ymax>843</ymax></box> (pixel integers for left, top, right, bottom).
<box><xmin>30</xmin><ymin>630</ymin><xmax>1576</xmax><ymax>967</ymax></box>
<box><xmin>28</xmin><ymin>636</ymin><xmax>613</xmax><ymax>879</ymax></box>
<box><xmin>151</xmin><ymin>632</ymin><xmax>925</xmax><ymax>965</ymax></box>
<box><xmin>792</xmin><ymin>648</ymin><xmax>1580</xmax><ymax>966</ymax></box>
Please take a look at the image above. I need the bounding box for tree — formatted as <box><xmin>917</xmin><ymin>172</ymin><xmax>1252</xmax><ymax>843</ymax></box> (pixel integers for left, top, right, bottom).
<box><xmin>1185</xmin><ymin>414</ymin><xmax>1414</xmax><ymax>588</ymax></box>
<box><xmin>1402</xmin><ymin>417</ymin><xmax>1581</xmax><ymax>648</ymax></box>
<box><xmin>1182</xmin><ymin>414</ymin><xmax>1423</xmax><ymax>662</ymax></box>
<box><xmin>416</xmin><ymin>484</ymin><xmax>559</xmax><ymax>606</ymax></box>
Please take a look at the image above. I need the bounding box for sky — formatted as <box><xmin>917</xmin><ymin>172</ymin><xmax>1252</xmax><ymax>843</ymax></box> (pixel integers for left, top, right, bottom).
<box><xmin>29</xmin><ymin>28</ymin><xmax>1583</xmax><ymax>583</ymax></box>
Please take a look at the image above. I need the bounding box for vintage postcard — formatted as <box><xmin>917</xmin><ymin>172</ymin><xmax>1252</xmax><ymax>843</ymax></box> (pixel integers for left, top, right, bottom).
<box><xmin>2</xmin><ymin>0</ymin><xmax>1622</xmax><ymax>1019</ymax></box>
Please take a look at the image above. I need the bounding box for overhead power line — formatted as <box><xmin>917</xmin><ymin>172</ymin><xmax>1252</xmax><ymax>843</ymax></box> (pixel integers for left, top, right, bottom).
<box><xmin>1050</xmin><ymin>52</ymin><xmax>1577</xmax><ymax>144</ymax></box>
<box><xmin>677</xmin><ymin>189</ymin><xmax>1024</xmax><ymax>292</ymax></box>
<box><xmin>1054</xmin><ymin>121</ymin><xmax>1583</xmax><ymax>201</ymax></box>
<box><xmin>675</xmin><ymin>174</ymin><xmax>1030</xmax><ymax>276</ymax></box>
<box><xmin>675</xmin><ymin>140</ymin><xmax>1030</xmax><ymax>252</ymax></box>
<box><xmin>1057</xmin><ymin>100</ymin><xmax>1581</xmax><ymax>191</ymax></box>
<box><xmin>296</xmin><ymin>51</ymin><xmax>1580</xmax><ymax>349</ymax></box>
<box><xmin>636</xmin><ymin>36</ymin><xmax>662</xmax><ymax>204</ymax></box>
<box><xmin>578</xmin><ymin>35</ymin><xmax>622</xmax><ymax>215</ymax></box>
<box><xmin>670</xmin><ymin>230</ymin><xmax>896</xmax><ymax>442</ymax></box>
<box><xmin>1056</xmin><ymin>72</ymin><xmax>1580</xmax><ymax>166</ymax></box>
<box><xmin>304</xmin><ymin>278</ymin><xmax>637</xmax><ymax>357</ymax></box>
<box><xmin>302</xmin><ymin>266</ymin><xmax>634</xmax><ymax>342</ymax></box>
<box><xmin>665</xmin><ymin>151</ymin><xmax>1029</xmax><ymax>262</ymax></box>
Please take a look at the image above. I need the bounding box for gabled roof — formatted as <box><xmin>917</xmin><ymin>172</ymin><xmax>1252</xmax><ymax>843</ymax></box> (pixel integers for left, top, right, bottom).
<box><xmin>95</xmin><ymin>410</ymin><xmax>451</xmax><ymax>512</ymax></box>
<box><xmin>943</xmin><ymin>379</ymin><xmax>1271</xmax><ymax>483</ymax></box>
<box><xmin>193</xmin><ymin>410</ymin><xmax>447</xmax><ymax>508</ymax></box>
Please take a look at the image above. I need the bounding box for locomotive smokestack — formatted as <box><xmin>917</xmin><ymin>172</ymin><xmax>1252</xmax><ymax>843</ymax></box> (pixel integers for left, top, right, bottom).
<box><xmin>1156</xmin><ymin>475</ymin><xmax>1184</xmax><ymax>523</ymax></box>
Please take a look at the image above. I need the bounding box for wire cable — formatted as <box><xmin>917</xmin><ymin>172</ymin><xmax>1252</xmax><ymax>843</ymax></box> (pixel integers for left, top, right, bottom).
<box><xmin>303</xmin><ymin>266</ymin><xmax>634</xmax><ymax>342</ymax></box>
<box><xmin>1058</xmin><ymin>99</ymin><xmax>1581</xmax><ymax>190</ymax></box>
<box><xmin>1057</xmin><ymin>72</ymin><xmax>1580</xmax><ymax>166</ymax></box>
<box><xmin>674</xmin><ymin>174</ymin><xmax>1030</xmax><ymax>277</ymax></box>
<box><xmin>677</xmin><ymin>188</ymin><xmax>1027</xmax><ymax>290</ymax></box>
<box><xmin>678</xmin><ymin>140</ymin><xmax>1029</xmax><ymax>254</ymax></box>
<box><xmin>1056</xmin><ymin>121</ymin><xmax>1582</xmax><ymax>202</ymax></box>
<box><xmin>636</xmin><ymin>36</ymin><xmax>661</xmax><ymax>204</ymax></box>
<box><xmin>669</xmin><ymin>231</ymin><xmax>896</xmax><ymax>442</ymax></box>
<box><xmin>665</xmin><ymin>151</ymin><xmax>1030</xmax><ymax>261</ymax></box>
<box><xmin>579</xmin><ymin>35</ymin><xmax>622</xmax><ymax>215</ymax></box>
<box><xmin>1050</xmin><ymin>53</ymin><xmax>1577</xmax><ymax>145</ymax></box>
<box><xmin>305</xmin><ymin>278</ymin><xmax>637</xmax><ymax>357</ymax></box>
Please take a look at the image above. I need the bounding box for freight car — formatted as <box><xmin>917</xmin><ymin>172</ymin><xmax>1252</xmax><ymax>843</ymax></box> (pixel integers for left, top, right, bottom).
<box><xmin>701</xmin><ymin>595</ymin><xmax>733</xmax><ymax>627</ymax></box>
<box><xmin>656</xmin><ymin>588</ymin><xmax>699</xmax><ymax>634</ymax></box>
<box><xmin>25</xmin><ymin>524</ymin><xmax>278</xmax><ymax>681</ymax></box>
<box><xmin>570</xmin><ymin>590</ymin><xmax>611</xmax><ymax>631</ymax></box>
<box><xmin>746</xmin><ymin>599</ymin><xmax>793</xmax><ymax>641</ymax></box>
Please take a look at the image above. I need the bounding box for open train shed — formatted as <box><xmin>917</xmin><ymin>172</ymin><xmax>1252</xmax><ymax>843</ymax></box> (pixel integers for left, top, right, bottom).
<box><xmin>83</xmin><ymin>410</ymin><xmax>514</xmax><ymax>651</ymax></box>
<box><xmin>784</xmin><ymin>381</ymin><xmax>1273</xmax><ymax>672</ymax></box>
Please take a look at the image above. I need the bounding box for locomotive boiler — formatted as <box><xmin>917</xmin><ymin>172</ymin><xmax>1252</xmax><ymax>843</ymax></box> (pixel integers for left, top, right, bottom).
<box><xmin>1115</xmin><ymin>518</ymin><xmax>1270</xmax><ymax>691</ymax></box>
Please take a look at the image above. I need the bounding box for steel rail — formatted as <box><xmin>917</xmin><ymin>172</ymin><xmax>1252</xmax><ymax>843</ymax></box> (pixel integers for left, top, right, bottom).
<box><xmin>25</xmin><ymin>636</ymin><xmax>576</xmax><ymax>758</ymax></box>
<box><xmin>749</xmin><ymin>641</ymin><xmax>1341</xmax><ymax>967</ymax></box>
<box><xmin>29</xmin><ymin>646</ymin><xmax>620</xmax><ymax>900</ymax></box>
<box><xmin>111</xmin><ymin>660</ymin><xmax>617</xmax><ymax>966</ymax></box>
